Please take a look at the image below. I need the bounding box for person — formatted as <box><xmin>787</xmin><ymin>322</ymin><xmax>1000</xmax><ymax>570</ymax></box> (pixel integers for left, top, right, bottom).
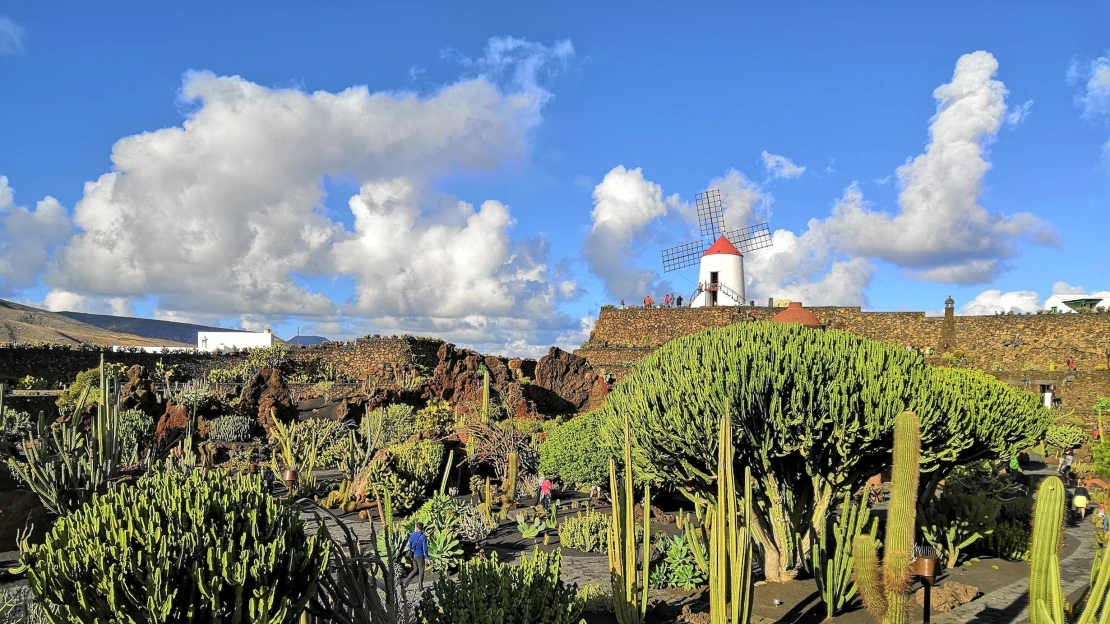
<box><xmin>619</xmin><ymin>299</ymin><xmax>625</xmax><ymax>309</ymax></box>
<box><xmin>1061</xmin><ymin>449</ymin><xmax>1076</xmax><ymax>476</ymax></box>
<box><xmin>676</xmin><ymin>295</ymin><xmax>683</xmax><ymax>307</ymax></box>
<box><xmin>403</xmin><ymin>522</ymin><xmax>428</xmax><ymax>590</ymax></box>
<box><xmin>644</xmin><ymin>296</ymin><xmax>653</xmax><ymax>308</ymax></box>
<box><xmin>1099</xmin><ymin>504</ymin><xmax>1109</xmax><ymax>532</ymax></box>
<box><xmin>538</xmin><ymin>475</ymin><xmax>553</xmax><ymax>509</ymax></box>
<box><xmin>1095</xmin><ymin>425</ymin><xmax>1101</xmax><ymax>443</ymax></box>
<box><xmin>589</xmin><ymin>484</ymin><xmax>601</xmax><ymax>503</ymax></box>
<box><xmin>1074</xmin><ymin>485</ymin><xmax>1090</xmax><ymax>520</ymax></box>
<box><xmin>1068</xmin><ymin>357</ymin><xmax>1076</xmax><ymax>372</ymax></box>
<box><xmin>663</xmin><ymin>294</ymin><xmax>671</xmax><ymax>307</ymax></box>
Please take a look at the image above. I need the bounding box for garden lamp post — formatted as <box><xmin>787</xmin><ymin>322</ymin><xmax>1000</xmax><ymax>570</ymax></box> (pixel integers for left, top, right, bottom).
<box><xmin>914</xmin><ymin>543</ymin><xmax>939</xmax><ymax>623</ymax></box>
<box><xmin>283</xmin><ymin>468</ymin><xmax>298</xmax><ymax>499</ymax></box>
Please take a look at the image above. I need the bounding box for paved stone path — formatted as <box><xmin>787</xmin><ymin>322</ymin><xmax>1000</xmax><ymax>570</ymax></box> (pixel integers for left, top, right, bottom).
<box><xmin>933</xmin><ymin>521</ymin><xmax>1093</xmax><ymax>624</ymax></box>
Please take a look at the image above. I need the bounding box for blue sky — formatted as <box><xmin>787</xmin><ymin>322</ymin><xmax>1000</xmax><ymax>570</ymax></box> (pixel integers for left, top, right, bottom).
<box><xmin>1</xmin><ymin>3</ymin><xmax>1108</xmax><ymax>355</ymax></box>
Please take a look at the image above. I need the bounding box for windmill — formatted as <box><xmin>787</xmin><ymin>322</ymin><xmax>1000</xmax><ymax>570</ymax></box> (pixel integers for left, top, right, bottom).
<box><xmin>660</xmin><ymin>189</ymin><xmax>773</xmax><ymax>307</ymax></box>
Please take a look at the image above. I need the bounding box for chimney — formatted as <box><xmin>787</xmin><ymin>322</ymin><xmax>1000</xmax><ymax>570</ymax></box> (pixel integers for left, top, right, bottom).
<box><xmin>264</xmin><ymin>327</ymin><xmax>271</xmax><ymax>334</ymax></box>
<box><xmin>768</xmin><ymin>297</ymin><xmax>774</xmax><ymax>307</ymax></box>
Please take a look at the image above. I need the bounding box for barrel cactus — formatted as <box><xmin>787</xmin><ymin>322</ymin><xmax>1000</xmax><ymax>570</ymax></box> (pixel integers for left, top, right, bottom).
<box><xmin>17</xmin><ymin>466</ymin><xmax>328</xmax><ymax>623</ymax></box>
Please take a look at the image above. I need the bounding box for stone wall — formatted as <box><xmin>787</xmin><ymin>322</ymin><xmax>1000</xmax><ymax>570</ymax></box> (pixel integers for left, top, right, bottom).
<box><xmin>0</xmin><ymin>335</ymin><xmax>448</xmax><ymax>388</ymax></box>
<box><xmin>576</xmin><ymin>304</ymin><xmax>1110</xmax><ymax>406</ymax></box>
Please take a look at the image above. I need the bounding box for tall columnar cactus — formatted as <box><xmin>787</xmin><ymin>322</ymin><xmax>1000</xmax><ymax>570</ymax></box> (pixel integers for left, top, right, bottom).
<box><xmin>853</xmin><ymin>411</ymin><xmax>921</xmax><ymax>624</ymax></box>
<box><xmin>608</xmin><ymin>413</ymin><xmax>650</xmax><ymax>624</ymax></box>
<box><xmin>709</xmin><ymin>411</ymin><xmax>754</xmax><ymax>624</ymax></box>
<box><xmin>439</xmin><ymin>448</ymin><xmax>455</xmax><ymax>496</ymax></box>
<box><xmin>814</xmin><ymin>491</ymin><xmax>877</xmax><ymax>618</ymax></box>
<box><xmin>506</xmin><ymin>450</ymin><xmax>519</xmax><ymax>502</ymax></box>
<box><xmin>1028</xmin><ymin>475</ymin><xmax>1110</xmax><ymax>624</ymax></box>
<box><xmin>7</xmin><ymin>355</ymin><xmax>122</xmax><ymax>516</ymax></box>
<box><xmin>481</xmin><ymin>364</ymin><xmax>490</xmax><ymax>422</ymax></box>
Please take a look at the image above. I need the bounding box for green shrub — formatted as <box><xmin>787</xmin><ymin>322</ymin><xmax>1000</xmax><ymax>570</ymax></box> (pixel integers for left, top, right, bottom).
<box><xmin>415</xmin><ymin>398</ymin><xmax>454</xmax><ymax>436</ymax></box>
<box><xmin>649</xmin><ymin>533</ymin><xmax>704</xmax><ymax>590</ymax></box>
<box><xmin>575</xmin><ymin>582</ymin><xmax>612</xmax><ymax>613</ymax></box>
<box><xmin>1096</xmin><ymin>443</ymin><xmax>1110</xmax><ymax>477</ymax></box>
<box><xmin>118</xmin><ymin>408</ymin><xmax>154</xmax><ymax>466</ymax></box>
<box><xmin>0</xmin><ymin>584</ymin><xmax>49</xmax><ymax>624</ymax></box>
<box><xmin>416</xmin><ymin>548</ymin><xmax>582</xmax><ymax>624</ymax></box>
<box><xmin>207</xmin><ymin>413</ymin><xmax>254</xmax><ymax>443</ymax></box>
<box><xmin>389</xmin><ymin>438</ymin><xmax>444</xmax><ymax>490</ymax></box>
<box><xmin>17</xmin><ymin>466</ymin><xmax>327</xmax><ymax>623</ymax></box>
<box><xmin>1046</xmin><ymin>422</ymin><xmax>1086</xmax><ymax>454</ymax></box>
<box><xmin>539</xmin><ymin>411</ymin><xmax>609</xmax><ymax>487</ymax></box>
<box><xmin>987</xmin><ymin>521</ymin><xmax>1032</xmax><ymax>560</ymax></box>
<box><xmin>558</xmin><ymin>509</ymin><xmax>611</xmax><ymax>553</ymax></box>
<box><xmin>919</xmin><ymin>489</ymin><xmax>1001</xmax><ymax>568</ymax></box>
<box><xmin>596</xmin><ymin>321</ymin><xmax>1050</xmax><ymax>581</ymax></box>
<box><xmin>999</xmin><ymin>496</ymin><xmax>1035</xmax><ymax>528</ymax></box>
<box><xmin>55</xmin><ymin>364</ymin><xmax>125</xmax><ymax>413</ymax></box>
<box><xmin>0</xmin><ymin>406</ymin><xmax>33</xmax><ymax>453</ymax></box>
<box><xmin>352</xmin><ymin>457</ymin><xmax>420</xmax><ymax>512</ymax></box>
<box><xmin>288</xmin><ymin>418</ymin><xmax>350</xmax><ymax>469</ymax></box>
<box><xmin>363</xmin><ymin>403</ymin><xmax>417</xmax><ymax>449</ymax></box>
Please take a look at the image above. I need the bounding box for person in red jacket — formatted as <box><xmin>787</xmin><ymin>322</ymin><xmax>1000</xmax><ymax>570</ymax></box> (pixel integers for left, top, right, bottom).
<box><xmin>643</xmin><ymin>296</ymin><xmax>653</xmax><ymax>308</ymax></box>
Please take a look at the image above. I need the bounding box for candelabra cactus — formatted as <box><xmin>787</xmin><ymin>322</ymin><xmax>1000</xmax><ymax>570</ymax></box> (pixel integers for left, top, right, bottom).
<box><xmin>608</xmin><ymin>413</ymin><xmax>650</xmax><ymax>624</ymax></box>
<box><xmin>1028</xmin><ymin>475</ymin><xmax>1110</xmax><ymax>624</ymax></box>
<box><xmin>853</xmin><ymin>411</ymin><xmax>921</xmax><ymax>624</ymax></box>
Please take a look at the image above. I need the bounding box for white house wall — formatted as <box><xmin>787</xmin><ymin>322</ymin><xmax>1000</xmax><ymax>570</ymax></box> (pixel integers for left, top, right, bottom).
<box><xmin>197</xmin><ymin>331</ymin><xmax>275</xmax><ymax>351</ymax></box>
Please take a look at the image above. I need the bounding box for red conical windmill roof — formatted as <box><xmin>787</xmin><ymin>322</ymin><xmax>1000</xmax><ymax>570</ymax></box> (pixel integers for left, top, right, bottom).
<box><xmin>702</xmin><ymin>235</ymin><xmax>742</xmax><ymax>257</ymax></box>
<box><xmin>772</xmin><ymin>302</ymin><xmax>824</xmax><ymax>327</ymax></box>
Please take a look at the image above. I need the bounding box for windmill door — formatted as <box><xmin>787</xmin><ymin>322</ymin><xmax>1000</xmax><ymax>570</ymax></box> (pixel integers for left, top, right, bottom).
<box><xmin>709</xmin><ymin>271</ymin><xmax>719</xmax><ymax>306</ymax></box>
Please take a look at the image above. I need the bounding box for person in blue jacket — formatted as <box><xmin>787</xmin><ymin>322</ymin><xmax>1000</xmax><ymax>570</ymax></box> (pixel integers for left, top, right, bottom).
<box><xmin>403</xmin><ymin>522</ymin><xmax>428</xmax><ymax>590</ymax></box>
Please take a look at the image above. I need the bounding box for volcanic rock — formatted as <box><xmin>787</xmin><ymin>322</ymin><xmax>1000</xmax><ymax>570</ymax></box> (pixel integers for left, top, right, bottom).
<box><xmin>0</xmin><ymin>489</ymin><xmax>48</xmax><ymax>551</ymax></box>
<box><xmin>528</xmin><ymin>347</ymin><xmax>609</xmax><ymax>414</ymax></box>
<box><xmin>240</xmin><ymin>368</ymin><xmax>297</xmax><ymax>432</ymax></box>
<box><xmin>119</xmin><ymin>365</ymin><xmax>160</xmax><ymax>417</ymax></box>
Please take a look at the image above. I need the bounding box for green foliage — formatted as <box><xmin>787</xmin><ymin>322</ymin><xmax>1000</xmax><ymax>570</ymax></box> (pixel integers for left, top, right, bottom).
<box><xmin>362</xmin><ymin>403</ymin><xmax>417</xmax><ymax>450</ymax></box>
<box><xmin>576</xmin><ymin>582</ymin><xmax>613</xmax><ymax>614</ymax></box>
<box><xmin>171</xmin><ymin>381</ymin><xmax>211</xmax><ymax>409</ymax></box>
<box><xmin>919</xmin><ymin>489</ymin><xmax>1001</xmax><ymax>568</ymax></box>
<box><xmin>560</xmin><ymin>509</ymin><xmax>613</xmax><ymax>553</ymax></box>
<box><xmin>288</xmin><ymin>417</ymin><xmax>350</xmax><ymax>470</ymax></box>
<box><xmin>999</xmin><ymin>496</ymin><xmax>1036</xmax><ymax>528</ymax></box>
<box><xmin>411</xmin><ymin>494</ymin><xmax>494</xmax><ymax>543</ymax></box>
<box><xmin>707</xmin><ymin>412</ymin><xmax>755</xmax><ymax>624</ymax></box>
<box><xmin>207</xmin><ymin>367</ymin><xmax>238</xmax><ymax>384</ymax></box>
<box><xmin>517</xmin><ymin>513</ymin><xmax>544</xmax><ymax>539</ymax></box>
<box><xmin>416</xmin><ymin>548</ymin><xmax>583</xmax><ymax>624</ymax></box>
<box><xmin>54</xmin><ymin>363</ymin><xmax>124</xmax><ymax>413</ymax></box>
<box><xmin>0</xmin><ymin>406</ymin><xmax>32</xmax><ymax>455</ymax></box>
<box><xmin>9</xmin><ymin>358</ymin><xmax>123</xmax><ymax>516</ymax></box>
<box><xmin>16</xmin><ymin>466</ymin><xmax>327</xmax><ymax>623</ymax></box>
<box><xmin>415</xmin><ymin>398</ymin><xmax>454</xmax><ymax>436</ymax></box>
<box><xmin>207</xmin><ymin>413</ymin><xmax>254</xmax><ymax>443</ymax></box>
<box><xmin>1095</xmin><ymin>397</ymin><xmax>1110</xmax><ymax>417</ymax></box>
<box><xmin>853</xmin><ymin>411</ymin><xmax>921</xmax><ymax>624</ymax></box>
<box><xmin>426</xmin><ymin>528</ymin><xmax>463</xmax><ymax>573</ymax></box>
<box><xmin>389</xmin><ymin>438</ymin><xmax>445</xmax><ymax>491</ymax></box>
<box><xmin>1046</xmin><ymin>422</ymin><xmax>1086</xmax><ymax>453</ymax></box>
<box><xmin>608</xmin><ymin>415</ymin><xmax>650</xmax><ymax>624</ymax></box>
<box><xmin>649</xmin><ymin>533</ymin><xmax>704</xmax><ymax>590</ymax></box>
<box><xmin>813</xmin><ymin>492</ymin><xmax>877</xmax><ymax>618</ymax></box>
<box><xmin>988</xmin><ymin>522</ymin><xmax>1032</xmax><ymax>561</ymax></box>
<box><xmin>117</xmin><ymin>408</ymin><xmax>154</xmax><ymax>466</ymax></box>
<box><xmin>17</xmin><ymin>375</ymin><xmax>48</xmax><ymax>390</ymax></box>
<box><xmin>352</xmin><ymin>457</ymin><xmax>420</xmax><ymax>513</ymax></box>
<box><xmin>539</xmin><ymin>411</ymin><xmax>609</xmax><ymax>487</ymax></box>
<box><xmin>597</xmin><ymin>322</ymin><xmax>1050</xmax><ymax>581</ymax></box>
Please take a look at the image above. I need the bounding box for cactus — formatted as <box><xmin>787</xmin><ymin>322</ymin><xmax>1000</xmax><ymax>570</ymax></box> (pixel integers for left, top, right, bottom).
<box><xmin>485</xmin><ymin>476</ymin><xmax>492</xmax><ymax>507</ymax></box>
<box><xmin>1028</xmin><ymin>475</ymin><xmax>1110</xmax><ymax>624</ymax></box>
<box><xmin>853</xmin><ymin>411</ymin><xmax>921</xmax><ymax>624</ymax></box>
<box><xmin>6</xmin><ymin>354</ymin><xmax>122</xmax><ymax>516</ymax></box>
<box><xmin>481</xmin><ymin>364</ymin><xmax>490</xmax><ymax>422</ymax></box>
<box><xmin>813</xmin><ymin>491</ymin><xmax>878</xmax><ymax>618</ymax></box>
<box><xmin>709</xmin><ymin>410</ymin><xmax>754</xmax><ymax>624</ymax></box>
<box><xmin>17</xmin><ymin>466</ymin><xmax>327</xmax><ymax>623</ymax></box>
<box><xmin>919</xmin><ymin>489</ymin><xmax>1001</xmax><ymax>568</ymax></box>
<box><xmin>439</xmin><ymin>448</ymin><xmax>454</xmax><ymax>496</ymax></box>
<box><xmin>506</xmin><ymin>450</ymin><xmax>519</xmax><ymax>502</ymax></box>
<box><xmin>608</xmin><ymin>413</ymin><xmax>650</xmax><ymax>624</ymax></box>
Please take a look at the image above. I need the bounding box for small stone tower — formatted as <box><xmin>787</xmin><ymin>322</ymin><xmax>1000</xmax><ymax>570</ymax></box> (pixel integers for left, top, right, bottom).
<box><xmin>940</xmin><ymin>295</ymin><xmax>956</xmax><ymax>353</ymax></box>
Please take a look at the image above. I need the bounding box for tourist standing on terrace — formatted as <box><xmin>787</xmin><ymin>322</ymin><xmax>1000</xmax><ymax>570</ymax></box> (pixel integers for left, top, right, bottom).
<box><xmin>403</xmin><ymin>522</ymin><xmax>428</xmax><ymax>590</ymax></box>
<box><xmin>664</xmin><ymin>293</ymin><xmax>672</xmax><ymax>307</ymax></box>
<box><xmin>676</xmin><ymin>295</ymin><xmax>683</xmax><ymax>307</ymax></box>
<box><xmin>644</xmin><ymin>295</ymin><xmax>653</xmax><ymax>308</ymax></box>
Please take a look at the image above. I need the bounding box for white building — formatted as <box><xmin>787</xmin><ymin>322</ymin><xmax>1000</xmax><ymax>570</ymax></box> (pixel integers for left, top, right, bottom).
<box><xmin>691</xmin><ymin>236</ymin><xmax>745</xmax><ymax>307</ymax></box>
<box><xmin>197</xmin><ymin>329</ymin><xmax>280</xmax><ymax>352</ymax></box>
<box><xmin>1043</xmin><ymin>293</ymin><xmax>1110</xmax><ymax>314</ymax></box>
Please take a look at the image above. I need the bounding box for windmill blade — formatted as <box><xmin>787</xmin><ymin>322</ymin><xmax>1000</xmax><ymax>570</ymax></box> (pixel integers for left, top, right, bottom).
<box><xmin>661</xmin><ymin>240</ymin><xmax>705</xmax><ymax>272</ymax></box>
<box><xmin>695</xmin><ymin>189</ymin><xmax>725</xmax><ymax>239</ymax></box>
<box><xmin>725</xmin><ymin>222</ymin><xmax>773</xmax><ymax>253</ymax></box>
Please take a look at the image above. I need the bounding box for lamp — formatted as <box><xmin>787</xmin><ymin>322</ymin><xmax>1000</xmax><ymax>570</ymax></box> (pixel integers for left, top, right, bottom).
<box><xmin>914</xmin><ymin>542</ymin><xmax>939</xmax><ymax>623</ymax></box>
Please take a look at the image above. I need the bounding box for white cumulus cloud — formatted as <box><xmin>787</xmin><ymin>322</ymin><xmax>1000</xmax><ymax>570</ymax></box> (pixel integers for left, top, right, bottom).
<box><xmin>28</xmin><ymin>36</ymin><xmax>581</xmax><ymax>354</ymax></box>
<box><xmin>0</xmin><ymin>176</ymin><xmax>72</xmax><ymax>295</ymax></box>
<box><xmin>1068</xmin><ymin>51</ymin><xmax>1110</xmax><ymax>164</ymax></box>
<box><xmin>959</xmin><ymin>289</ymin><xmax>1041</xmax><ymax>315</ymax></box>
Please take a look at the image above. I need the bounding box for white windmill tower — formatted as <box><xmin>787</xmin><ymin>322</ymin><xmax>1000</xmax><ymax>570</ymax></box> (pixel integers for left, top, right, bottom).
<box><xmin>660</xmin><ymin>189</ymin><xmax>773</xmax><ymax>307</ymax></box>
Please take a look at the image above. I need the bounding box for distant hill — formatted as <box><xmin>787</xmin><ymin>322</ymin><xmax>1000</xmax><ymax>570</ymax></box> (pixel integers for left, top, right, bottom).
<box><xmin>0</xmin><ymin>299</ymin><xmax>192</xmax><ymax>347</ymax></box>
<box><xmin>57</xmin><ymin>310</ymin><xmax>244</xmax><ymax>345</ymax></box>
<box><xmin>288</xmin><ymin>335</ymin><xmax>328</xmax><ymax>346</ymax></box>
